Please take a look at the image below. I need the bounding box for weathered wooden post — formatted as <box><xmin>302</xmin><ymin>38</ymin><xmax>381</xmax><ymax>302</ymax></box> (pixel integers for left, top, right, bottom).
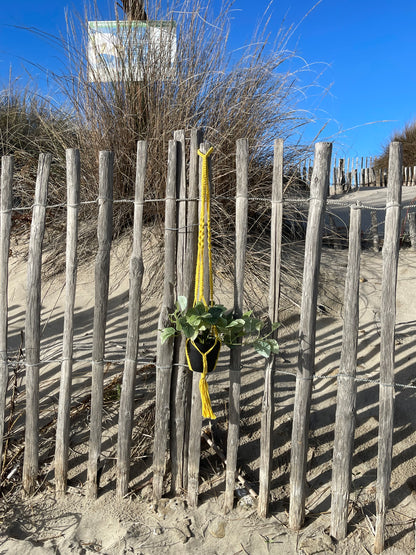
<box><xmin>288</xmin><ymin>142</ymin><xmax>332</xmax><ymax>530</ymax></box>
<box><xmin>55</xmin><ymin>149</ymin><xmax>81</xmax><ymax>495</ymax></box>
<box><xmin>224</xmin><ymin>139</ymin><xmax>249</xmax><ymax>513</ymax></box>
<box><xmin>116</xmin><ymin>141</ymin><xmax>147</xmax><ymax>498</ymax></box>
<box><xmin>330</xmin><ymin>202</ymin><xmax>362</xmax><ymax>539</ymax></box>
<box><xmin>188</xmin><ymin>133</ymin><xmax>213</xmax><ymax>509</ymax></box>
<box><xmin>335</xmin><ymin>159</ymin><xmax>344</xmax><ymax>195</ymax></box>
<box><xmin>152</xmin><ymin>139</ymin><xmax>178</xmax><ymax>502</ymax></box>
<box><xmin>22</xmin><ymin>153</ymin><xmax>51</xmax><ymax>495</ymax></box>
<box><xmin>258</xmin><ymin>139</ymin><xmax>283</xmax><ymax>518</ymax></box>
<box><xmin>376</xmin><ymin>169</ymin><xmax>382</xmax><ymax>188</ymax></box>
<box><xmin>408</xmin><ymin>211</ymin><xmax>416</xmax><ymax>250</ymax></box>
<box><xmin>86</xmin><ymin>151</ymin><xmax>114</xmax><ymax>499</ymax></box>
<box><xmin>374</xmin><ymin>142</ymin><xmax>403</xmax><ymax>554</ymax></box>
<box><xmin>371</xmin><ymin>210</ymin><xmax>380</xmax><ymax>252</ymax></box>
<box><xmin>404</xmin><ymin>167</ymin><xmax>408</xmax><ymax>187</ymax></box>
<box><xmin>170</xmin><ymin>130</ymin><xmax>193</xmax><ymax>495</ymax></box>
<box><xmin>0</xmin><ymin>156</ymin><xmax>13</xmax><ymax>468</ymax></box>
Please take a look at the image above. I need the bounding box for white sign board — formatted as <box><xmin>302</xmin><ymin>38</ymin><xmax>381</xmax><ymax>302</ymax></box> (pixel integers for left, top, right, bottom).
<box><xmin>88</xmin><ymin>20</ymin><xmax>177</xmax><ymax>82</ymax></box>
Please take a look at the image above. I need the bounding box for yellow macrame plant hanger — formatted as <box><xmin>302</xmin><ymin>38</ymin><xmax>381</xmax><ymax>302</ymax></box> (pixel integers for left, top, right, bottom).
<box><xmin>185</xmin><ymin>147</ymin><xmax>220</xmax><ymax>420</ymax></box>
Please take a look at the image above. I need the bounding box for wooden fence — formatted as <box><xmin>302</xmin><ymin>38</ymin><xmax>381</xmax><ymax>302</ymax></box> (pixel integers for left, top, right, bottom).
<box><xmin>0</xmin><ymin>134</ymin><xmax>414</xmax><ymax>553</ymax></box>
<box><xmin>299</xmin><ymin>155</ymin><xmax>416</xmax><ymax>194</ymax></box>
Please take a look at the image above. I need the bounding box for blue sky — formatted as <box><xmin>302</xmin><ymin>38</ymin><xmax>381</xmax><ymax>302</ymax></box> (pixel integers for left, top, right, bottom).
<box><xmin>1</xmin><ymin>0</ymin><xmax>415</xmax><ymax>159</ymax></box>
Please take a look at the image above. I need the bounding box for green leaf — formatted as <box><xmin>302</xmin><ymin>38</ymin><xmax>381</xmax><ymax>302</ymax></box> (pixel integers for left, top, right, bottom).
<box><xmin>193</xmin><ymin>302</ymin><xmax>208</xmax><ymax>315</ymax></box>
<box><xmin>208</xmin><ymin>305</ymin><xmax>225</xmax><ymax>320</ymax></box>
<box><xmin>268</xmin><ymin>339</ymin><xmax>279</xmax><ymax>354</ymax></box>
<box><xmin>227</xmin><ymin>319</ymin><xmax>245</xmax><ymax>328</ymax></box>
<box><xmin>243</xmin><ymin>317</ymin><xmax>260</xmax><ymax>334</ymax></box>
<box><xmin>215</xmin><ymin>317</ymin><xmax>228</xmax><ymax>329</ymax></box>
<box><xmin>177</xmin><ymin>296</ymin><xmax>188</xmax><ymax>312</ymax></box>
<box><xmin>271</xmin><ymin>322</ymin><xmax>280</xmax><ymax>332</ymax></box>
<box><xmin>253</xmin><ymin>340</ymin><xmax>271</xmax><ymax>358</ymax></box>
<box><xmin>160</xmin><ymin>327</ymin><xmax>176</xmax><ymax>344</ymax></box>
<box><xmin>255</xmin><ymin>319</ymin><xmax>263</xmax><ymax>332</ymax></box>
<box><xmin>181</xmin><ymin>322</ymin><xmax>196</xmax><ymax>338</ymax></box>
<box><xmin>187</xmin><ymin>314</ymin><xmax>202</xmax><ymax>327</ymax></box>
<box><xmin>177</xmin><ymin>316</ymin><xmax>189</xmax><ymax>332</ymax></box>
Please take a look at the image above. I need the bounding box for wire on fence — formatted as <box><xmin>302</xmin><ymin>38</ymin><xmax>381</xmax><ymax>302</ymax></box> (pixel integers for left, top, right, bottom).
<box><xmin>9</xmin><ymin>195</ymin><xmax>416</xmax><ymax>213</ymax></box>
<box><xmin>6</xmin><ymin>350</ymin><xmax>416</xmax><ymax>392</ymax></box>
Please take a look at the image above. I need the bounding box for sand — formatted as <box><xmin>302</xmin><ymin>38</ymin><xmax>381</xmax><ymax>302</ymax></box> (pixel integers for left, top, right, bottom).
<box><xmin>1</xmin><ymin>232</ymin><xmax>416</xmax><ymax>554</ymax></box>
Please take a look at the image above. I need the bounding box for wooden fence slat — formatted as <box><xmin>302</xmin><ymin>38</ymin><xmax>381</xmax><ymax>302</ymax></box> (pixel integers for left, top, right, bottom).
<box><xmin>152</xmin><ymin>140</ymin><xmax>178</xmax><ymax>502</ymax></box>
<box><xmin>371</xmin><ymin>210</ymin><xmax>380</xmax><ymax>252</ymax></box>
<box><xmin>288</xmin><ymin>142</ymin><xmax>332</xmax><ymax>530</ymax></box>
<box><xmin>258</xmin><ymin>138</ymin><xmax>283</xmax><ymax>518</ymax></box>
<box><xmin>0</xmin><ymin>156</ymin><xmax>13</xmax><ymax>468</ymax></box>
<box><xmin>55</xmin><ymin>149</ymin><xmax>81</xmax><ymax>495</ymax></box>
<box><xmin>170</xmin><ymin>130</ymin><xmax>193</xmax><ymax>494</ymax></box>
<box><xmin>187</xmin><ymin>374</ymin><xmax>203</xmax><ymax>508</ymax></box>
<box><xmin>187</xmin><ymin>130</ymin><xmax>203</xmax><ymax>260</ymax></box>
<box><xmin>330</xmin><ymin>202</ymin><xmax>362</xmax><ymax>540</ymax></box>
<box><xmin>376</xmin><ymin>169</ymin><xmax>381</xmax><ymax>187</ymax></box>
<box><xmin>374</xmin><ymin>142</ymin><xmax>403</xmax><ymax>554</ymax></box>
<box><xmin>187</xmin><ymin>132</ymin><xmax>209</xmax><ymax>509</ymax></box>
<box><xmin>337</xmin><ymin>163</ymin><xmax>341</xmax><ymax>193</ymax></box>
<box><xmin>86</xmin><ymin>151</ymin><xmax>114</xmax><ymax>499</ymax></box>
<box><xmin>116</xmin><ymin>141</ymin><xmax>147</xmax><ymax>498</ymax></box>
<box><xmin>224</xmin><ymin>138</ymin><xmax>249</xmax><ymax>513</ymax></box>
<box><xmin>408</xmin><ymin>212</ymin><xmax>416</xmax><ymax>250</ymax></box>
<box><xmin>22</xmin><ymin>153</ymin><xmax>51</xmax><ymax>494</ymax></box>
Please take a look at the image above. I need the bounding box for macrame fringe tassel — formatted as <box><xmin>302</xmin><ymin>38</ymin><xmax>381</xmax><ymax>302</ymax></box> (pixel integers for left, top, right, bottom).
<box><xmin>199</xmin><ymin>353</ymin><xmax>216</xmax><ymax>420</ymax></box>
<box><xmin>199</xmin><ymin>374</ymin><xmax>216</xmax><ymax>420</ymax></box>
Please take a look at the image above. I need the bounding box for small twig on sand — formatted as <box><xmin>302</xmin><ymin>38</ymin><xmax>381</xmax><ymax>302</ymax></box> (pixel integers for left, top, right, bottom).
<box><xmin>272</xmin><ymin>513</ymin><xmax>288</xmax><ymax>528</ymax></box>
<box><xmin>365</xmin><ymin>514</ymin><xmax>375</xmax><ymax>536</ymax></box>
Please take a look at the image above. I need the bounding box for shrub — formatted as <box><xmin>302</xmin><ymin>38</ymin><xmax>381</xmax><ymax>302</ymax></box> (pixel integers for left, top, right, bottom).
<box><xmin>375</xmin><ymin>120</ymin><xmax>416</xmax><ymax>169</ymax></box>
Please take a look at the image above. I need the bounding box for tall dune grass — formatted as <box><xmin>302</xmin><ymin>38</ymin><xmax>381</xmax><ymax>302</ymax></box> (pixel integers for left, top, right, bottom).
<box><xmin>1</xmin><ymin>0</ymin><xmax>321</xmax><ymax>295</ymax></box>
<box><xmin>61</xmin><ymin>0</ymin><xmax>314</xmax><ymax>202</ymax></box>
<box><xmin>376</xmin><ymin>120</ymin><xmax>416</xmax><ymax>169</ymax></box>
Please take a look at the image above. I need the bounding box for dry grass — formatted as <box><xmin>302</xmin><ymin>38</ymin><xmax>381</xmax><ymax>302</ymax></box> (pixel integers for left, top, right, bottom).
<box><xmin>60</xmin><ymin>0</ymin><xmax>316</xmax><ymax>217</ymax></box>
<box><xmin>375</xmin><ymin>119</ymin><xmax>416</xmax><ymax>169</ymax></box>
<box><xmin>1</xmin><ymin>0</ymin><xmax>321</xmax><ymax>287</ymax></box>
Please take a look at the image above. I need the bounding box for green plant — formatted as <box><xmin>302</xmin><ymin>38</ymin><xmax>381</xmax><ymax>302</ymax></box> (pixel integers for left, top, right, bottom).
<box><xmin>161</xmin><ymin>296</ymin><xmax>279</xmax><ymax>358</ymax></box>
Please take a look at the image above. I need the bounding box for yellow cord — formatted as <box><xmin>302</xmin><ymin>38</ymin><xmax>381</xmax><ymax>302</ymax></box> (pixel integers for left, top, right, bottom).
<box><xmin>199</xmin><ymin>354</ymin><xmax>216</xmax><ymax>420</ymax></box>
<box><xmin>190</xmin><ymin>147</ymin><xmax>216</xmax><ymax>419</ymax></box>
<box><xmin>194</xmin><ymin>147</ymin><xmax>214</xmax><ymax>308</ymax></box>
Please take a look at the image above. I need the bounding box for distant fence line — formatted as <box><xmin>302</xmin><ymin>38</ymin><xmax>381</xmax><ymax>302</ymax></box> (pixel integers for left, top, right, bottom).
<box><xmin>0</xmin><ymin>135</ymin><xmax>413</xmax><ymax>554</ymax></box>
<box><xmin>298</xmin><ymin>155</ymin><xmax>416</xmax><ymax>193</ymax></box>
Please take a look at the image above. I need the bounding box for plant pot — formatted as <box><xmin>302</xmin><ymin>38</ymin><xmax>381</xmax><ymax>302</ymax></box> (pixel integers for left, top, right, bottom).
<box><xmin>186</xmin><ymin>337</ymin><xmax>221</xmax><ymax>374</ymax></box>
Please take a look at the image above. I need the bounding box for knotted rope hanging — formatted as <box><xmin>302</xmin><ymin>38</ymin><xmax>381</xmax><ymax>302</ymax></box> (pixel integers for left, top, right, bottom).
<box><xmin>193</xmin><ymin>147</ymin><xmax>214</xmax><ymax>307</ymax></box>
<box><xmin>185</xmin><ymin>147</ymin><xmax>219</xmax><ymax>420</ymax></box>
